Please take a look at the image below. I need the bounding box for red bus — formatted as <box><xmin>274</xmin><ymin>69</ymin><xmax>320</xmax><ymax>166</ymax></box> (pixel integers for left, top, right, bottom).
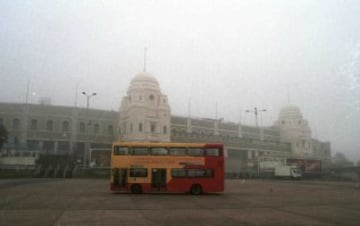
<box><xmin>110</xmin><ymin>142</ymin><xmax>225</xmax><ymax>194</ymax></box>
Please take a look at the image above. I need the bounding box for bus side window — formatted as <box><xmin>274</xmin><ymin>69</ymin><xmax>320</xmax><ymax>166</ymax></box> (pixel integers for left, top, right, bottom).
<box><xmin>188</xmin><ymin>148</ymin><xmax>205</xmax><ymax>156</ymax></box>
<box><xmin>171</xmin><ymin>168</ymin><xmax>186</xmax><ymax>177</ymax></box>
<box><xmin>114</xmin><ymin>146</ymin><xmax>129</xmax><ymax>155</ymax></box>
<box><xmin>129</xmin><ymin>168</ymin><xmax>148</xmax><ymax>177</ymax></box>
<box><xmin>168</xmin><ymin>147</ymin><xmax>187</xmax><ymax>156</ymax></box>
<box><xmin>187</xmin><ymin>169</ymin><xmax>205</xmax><ymax>177</ymax></box>
<box><xmin>151</xmin><ymin>147</ymin><xmax>168</xmax><ymax>155</ymax></box>
<box><xmin>187</xmin><ymin>169</ymin><xmax>214</xmax><ymax>177</ymax></box>
<box><xmin>132</xmin><ymin>147</ymin><xmax>149</xmax><ymax>155</ymax></box>
<box><xmin>206</xmin><ymin>148</ymin><xmax>220</xmax><ymax>156</ymax></box>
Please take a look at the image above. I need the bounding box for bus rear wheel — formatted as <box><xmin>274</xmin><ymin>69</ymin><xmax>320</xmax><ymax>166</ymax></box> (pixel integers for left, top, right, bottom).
<box><xmin>130</xmin><ymin>184</ymin><xmax>142</xmax><ymax>194</ymax></box>
<box><xmin>190</xmin><ymin>184</ymin><xmax>202</xmax><ymax>195</ymax></box>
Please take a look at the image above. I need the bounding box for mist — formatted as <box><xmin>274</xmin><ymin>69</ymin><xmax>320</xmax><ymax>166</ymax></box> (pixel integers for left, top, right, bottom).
<box><xmin>0</xmin><ymin>0</ymin><xmax>359</xmax><ymax>161</ymax></box>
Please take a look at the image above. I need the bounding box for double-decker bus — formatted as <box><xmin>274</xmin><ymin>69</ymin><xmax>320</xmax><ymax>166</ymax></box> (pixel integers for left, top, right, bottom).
<box><xmin>110</xmin><ymin>142</ymin><xmax>225</xmax><ymax>194</ymax></box>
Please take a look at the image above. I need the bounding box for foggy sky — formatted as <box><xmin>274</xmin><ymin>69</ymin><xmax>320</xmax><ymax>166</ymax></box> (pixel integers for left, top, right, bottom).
<box><xmin>0</xmin><ymin>0</ymin><xmax>359</xmax><ymax>161</ymax></box>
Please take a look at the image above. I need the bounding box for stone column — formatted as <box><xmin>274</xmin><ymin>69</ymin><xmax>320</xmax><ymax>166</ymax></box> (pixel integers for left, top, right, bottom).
<box><xmin>83</xmin><ymin>142</ymin><xmax>91</xmax><ymax>168</ymax></box>
<box><xmin>70</xmin><ymin>107</ymin><xmax>78</xmax><ymax>155</ymax></box>
<box><xmin>39</xmin><ymin>141</ymin><xmax>44</xmax><ymax>154</ymax></box>
<box><xmin>214</xmin><ymin>120</ymin><xmax>219</xmax><ymax>136</ymax></box>
<box><xmin>54</xmin><ymin>141</ymin><xmax>58</xmax><ymax>154</ymax></box>
<box><xmin>20</xmin><ymin>104</ymin><xmax>29</xmax><ymax>149</ymax></box>
<box><xmin>186</xmin><ymin>118</ymin><xmax>192</xmax><ymax>133</ymax></box>
<box><xmin>260</xmin><ymin>127</ymin><xmax>264</xmax><ymax>141</ymax></box>
<box><xmin>237</xmin><ymin>123</ymin><xmax>242</xmax><ymax>138</ymax></box>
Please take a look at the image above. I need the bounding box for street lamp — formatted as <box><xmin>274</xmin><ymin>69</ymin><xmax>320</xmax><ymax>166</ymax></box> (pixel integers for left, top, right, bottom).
<box><xmin>81</xmin><ymin>91</ymin><xmax>97</xmax><ymax>109</ymax></box>
<box><xmin>81</xmin><ymin>91</ymin><xmax>96</xmax><ymax>168</ymax></box>
<box><xmin>245</xmin><ymin>107</ymin><xmax>266</xmax><ymax>127</ymax></box>
<box><xmin>245</xmin><ymin>107</ymin><xmax>267</xmax><ymax>177</ymax></box>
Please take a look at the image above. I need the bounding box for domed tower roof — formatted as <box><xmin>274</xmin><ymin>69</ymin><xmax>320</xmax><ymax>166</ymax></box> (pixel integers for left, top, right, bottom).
<box><xmin>119</xmin><ymin>70</ymin><xmax>171</xmax><ymax>142</ymax></box>
<box><xmin>128</xmin><ymin>72</ymin><xmax>160</xmax><ymax>92</ymax></box>
<box><xmin>276</xmin><ymin>104</ymin><xmax>313</xmax><ymax>156</ymax></box>
<box><xmin>278</xmin><ymin>105</ymin><xmax>303</xmax><ymax>120</ymax></box>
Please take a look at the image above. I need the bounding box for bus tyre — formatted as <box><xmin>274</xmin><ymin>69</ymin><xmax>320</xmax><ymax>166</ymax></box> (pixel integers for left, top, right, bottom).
<box><xmin>190</xmin><ymin>184</ymin><xmax>202</xmax><ymax>195</ymax></box>
<box><xmin>131</xmin><ymin>184</ymin><xmax>142</xmax><ymax>194</ymax></box>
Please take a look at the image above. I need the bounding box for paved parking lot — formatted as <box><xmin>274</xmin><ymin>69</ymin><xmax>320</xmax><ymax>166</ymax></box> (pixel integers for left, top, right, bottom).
<box><xmin>1</xmin><ymin>179</ymin><xmax>360</xmax><ymax>226</ymax></box>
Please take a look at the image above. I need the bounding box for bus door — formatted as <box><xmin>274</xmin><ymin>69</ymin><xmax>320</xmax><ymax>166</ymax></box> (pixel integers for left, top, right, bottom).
<box><xmin>114</xmin><ymin>168</ymin><xmax>127</xmax><ymax>187</ymax></box>
<box><xmin>151</xmin><ymin>168</ymin><xmax>167</xmax><ymax>190</ymax></box>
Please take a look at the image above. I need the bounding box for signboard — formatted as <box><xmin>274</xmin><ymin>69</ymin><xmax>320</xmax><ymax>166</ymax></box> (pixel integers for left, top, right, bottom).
<box><xmin>286</xmin><ymin>159</ymin><xmax>321</xmax><ymax>173</ymax></box>
<box><xmin>305</xmin><ymin>159</ymin><xmax>322</xmax><ymax>173</ymax></box>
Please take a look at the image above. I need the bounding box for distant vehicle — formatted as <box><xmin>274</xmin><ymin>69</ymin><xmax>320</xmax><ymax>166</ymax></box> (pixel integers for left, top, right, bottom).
<box><xmin>274</xmin><ymin>165</ymin><xmax>302</xmax><ymax>179</ymax></box>
<box><xmin>110</xmin><ymin>142</ymin><xmax>225</xmax><ymax>195</ymax></box>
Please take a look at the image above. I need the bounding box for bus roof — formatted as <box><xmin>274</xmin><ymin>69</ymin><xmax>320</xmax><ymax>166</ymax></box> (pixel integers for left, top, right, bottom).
<box><xmin>112</xmin><ymin>142</ymin><xmax>223</xmax><ymax>148</ymax></box>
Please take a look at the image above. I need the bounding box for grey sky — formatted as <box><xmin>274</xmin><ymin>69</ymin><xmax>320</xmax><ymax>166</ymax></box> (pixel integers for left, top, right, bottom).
<box><xmin>0</xmin><ymin>0</ymin><xmax>359</xmax><ymax>161</ymax></box>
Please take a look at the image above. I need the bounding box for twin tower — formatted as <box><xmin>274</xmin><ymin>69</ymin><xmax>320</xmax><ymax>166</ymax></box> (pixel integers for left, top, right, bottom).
<box><xmin>118</xmin><ymin>72</ymin><xmax>171</xmax><ymax>142</ymax></box>
<box><xmin>118</xmin><ymin>71</ymin><xmax>314</xmax><ymax>157</ymax></box>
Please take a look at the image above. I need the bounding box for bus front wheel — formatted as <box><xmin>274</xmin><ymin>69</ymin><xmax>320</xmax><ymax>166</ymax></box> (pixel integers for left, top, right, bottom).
<box><xmin>130</xmin><ymin>184</ymin><xmax>142</xmax><ymax>194</ymax></box>
<box><xmin>190</xmin><ymin>184</ymin><xmax>202</xmax><ymax>195</ymax></box>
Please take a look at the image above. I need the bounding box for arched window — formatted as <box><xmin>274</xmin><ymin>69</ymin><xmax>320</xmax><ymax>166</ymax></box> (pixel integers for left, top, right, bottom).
<box><xmin>13</xmin><ymin>118</ymin><xmax>20</xmax><ymax>130</ymax></box>
<box><xmin>108</xmin><ymin>125</ymin><xmax>113</xmax><ymax>135</ymax></box>
<box><xmin>62</xmin><ymin>121</ymin><xmax>69</xmax><ymax>132</ymax></box>
<box><xmin>94</xmin><ymin>124</ymin><xmax>100</xmax><ymax>133</ymax></box>
<box><xmin>30</xmin><ymin>119</ymin><xmax>38</xmax><ymax>130</ymax></box>
<box><xmin>123</xmin><ymin>123</ymin><xmax>127</xmax><ymax>134</ymax></box>
<box><xmin>14</xmin><ymin>136</ymin><xmax>19</xmax><ymax>145</ymax></box>
<box><xmin>163</xmin><ymin>126</ymin><xmax>167</xmax><ymax>134</ymax></box>
<box><xmin>151</xmin><ymin>123</ymin><xmax>156</xmax><ymax>132</ymax></box>
<box><xmin>139</xmin><ymin>123</ymin><xmax>143</xmax><ymax>132</ymax></box>
<box><xmin>79</xmin><ymin>122</ymin><xmax>85</xmax><ymax>133</ymax></box>
<box><xmin>46</xmin><ymin>120</ymin><xmax>54</xmax><ymax>131</ymax></box>
<box><xmin>149</xmin><ymin>94</ymin><xmax>154</xmax><ymax>100</ymax></box>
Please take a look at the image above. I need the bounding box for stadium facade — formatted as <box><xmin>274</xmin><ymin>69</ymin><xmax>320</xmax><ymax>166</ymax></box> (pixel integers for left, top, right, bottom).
<box><xmin>0</xmin><ymin>72</ymin><xmax>331</xmax><ymax>175</ymax></box>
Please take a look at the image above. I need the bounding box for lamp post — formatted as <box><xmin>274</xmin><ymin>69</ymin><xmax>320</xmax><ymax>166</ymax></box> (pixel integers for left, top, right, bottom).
<box><xmin>259</xmin><ymin>109</ymin><xmax>267</xmax><ymax>128</ymax></box>
<box><xmin>81</xmin><ymin>91</ymin><xmax>97</xmax><ymax>109</ymax></box>
<box><xmin>81</xmin><ymin>91</ymin><xmax>96</xmax><ymax>168</ymax></box>
<box><xmin>246</xmin><ymin>107</ymin><xmax>267</xmax><ymax>177</ymax></box>
<box><xmin>245</xmin><ymin>107</ymin><xmax>266</xmax><ymax>127</ymax></box>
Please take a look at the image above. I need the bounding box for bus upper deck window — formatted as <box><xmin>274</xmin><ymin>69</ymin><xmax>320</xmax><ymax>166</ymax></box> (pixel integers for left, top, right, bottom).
<box><xmin>206</xmin><ymin>148</ymin><xmax>220</xmax><ymax>156</ymax></box>
<box><xmin>188</xmin><ymin>148</ymin><xmax>205</xmax><ymax>156</ymax></box>
<box><xmin>132</xmin><ymin>147</ymin><xmax>149</xmax><ymax>155</ymax></box>
<box><xmin>114</xmin><ymin>146</ymin><xmax>129</xmax><ymax>155</ymax></box>
<box><xmin>151</xmin><ymin>147</ymin><xmax>168</xmax><ymax>155</ymax></box>
<box><xmin>168</xmin><ymin>148</ymin><xmax>187</xmax><ymax>156</ymax></box>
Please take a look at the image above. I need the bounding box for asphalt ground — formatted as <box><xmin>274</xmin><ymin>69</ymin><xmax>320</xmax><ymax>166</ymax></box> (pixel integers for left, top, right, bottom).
<box><xmin>0</xmin><ymin>178</ymin><xmax>360</xmax><ymax>226</ymax></box>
